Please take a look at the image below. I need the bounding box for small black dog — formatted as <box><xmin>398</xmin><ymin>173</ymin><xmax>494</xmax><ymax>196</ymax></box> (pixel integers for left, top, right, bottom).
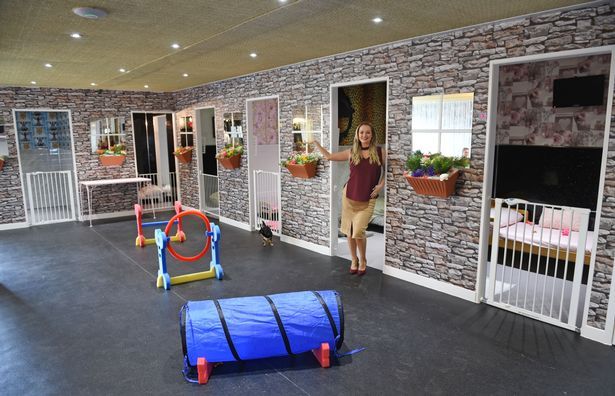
<box><xmin>259</xmin><ymin>220</ymin><xmax>273</xmax><ymax>247</ymax></box>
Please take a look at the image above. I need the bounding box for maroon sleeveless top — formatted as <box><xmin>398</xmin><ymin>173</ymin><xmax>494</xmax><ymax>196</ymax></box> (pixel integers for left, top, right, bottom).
<box><xmin>346</xmin><ymin>147</ymin><xmax>383</xmax><ymax>202</ymax></box>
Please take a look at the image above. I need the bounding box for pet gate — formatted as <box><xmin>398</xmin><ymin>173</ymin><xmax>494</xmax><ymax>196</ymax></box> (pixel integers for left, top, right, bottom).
<box><xmin>486</xmin><ymin>198</ymin><xmax>591</xmax><ymax>330</ymax></box>
<box><xmin>253</xmin><ymin>170</ymin><xmax>280</xmax><ymax>235</ymax></box>
<box><xmin>26</xmin><ymin>171</ymin><xmax>76</xmax><ymax>225</ymax></box>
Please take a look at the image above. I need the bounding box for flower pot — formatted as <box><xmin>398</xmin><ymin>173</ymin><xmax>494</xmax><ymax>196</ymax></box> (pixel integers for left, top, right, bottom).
<box><xmin>175</xmin><ymin>149</ymin><xmax>193</xmax><ymax>164</ymax></box>
<box><xmin>218</xmin><ymin>154</ymin><xmax>241</xmax><ymax>169</ymax></box>
<box><xmin>0</xmin><ymin>158</ymin><xmax>4</xmax><ymax>171</ymax></box>
<box><xmin>99</xmin><ymin>155</ymin><xmax>126</xmax><ymax>167</ymax></box>
<box><xmin>286</xmin><ymin>162</ymin><xmax>317</xmax><ymax>179</ymax></box>
<box><xmin>404</xmin><ymin>169</ymin><xmax>460</xmax><ymax>198</ymax></box>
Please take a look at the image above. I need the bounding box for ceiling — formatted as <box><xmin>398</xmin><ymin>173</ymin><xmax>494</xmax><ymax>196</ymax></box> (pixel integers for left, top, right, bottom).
<box><xmin>0</xmin><ymin>0</ymin><xmax>595</xmax><ymax>92</ymax></box>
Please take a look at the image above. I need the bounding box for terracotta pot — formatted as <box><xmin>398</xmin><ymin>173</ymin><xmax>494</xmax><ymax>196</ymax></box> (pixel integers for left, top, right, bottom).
<box><xmin>286</xmin><ymin>162</ymin><xmax>317</xmax><ymax>179</ymax></box>
<box><xmin>404</xmin><ymin>169</ymin><xmax>460</xmax><ymax>198</ymax></box>
<box><xmin>0</xmin><ymin>158</ymin><xmax>4</xmax><ymax>171</ymax></box>
<box><xmin>99</xmin><ymin>155</ymin><xmax>126</xmax><ymax>167</ymax></box>
<box><xmin>217</xmin><ymin>154</ymin><xmax>241</xmax><ymax>169</ymax></box>
<box><xmin>175</xmin><ymin>149</ymin><xmax>193</xmax><ymax>164</ymax></box>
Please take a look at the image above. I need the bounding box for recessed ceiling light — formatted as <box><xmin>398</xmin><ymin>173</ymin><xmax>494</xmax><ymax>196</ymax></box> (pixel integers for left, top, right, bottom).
<box><xmin>182</xmin><ymin>73</ymin><xmax>189</xmax><ymax>77</ymax></box>
<box><xmin>171</xmin><ymin>43</ymin><xmax>180</xmax><ymax>49</ymax></box>
<box><xmin>72</xmin><ymin>7</ymin><xmax>108</xmax><ymax>20</ymax></box>
<box><xmin>44</xmin><ymin>63</ymin><xmax>53</xmax><ymax>68</ymax></box>
<box><xmin>90</xmin><ymin>82</ymin><xmax>97</xmax><ymax>86</ymax></box>
<box><xmin>372</xmin><ymin>17</ymin><xmax>383</xmax><ymax>23</ymax></box>
<box><xmin>119</xmin><ymin>68</ymin><xmax>126</xmax><ymax>73</ymax></box>
<box><xmin>30</xmin><ymin>81</ymin><xmax>37</xmax><ymax>85</ymax></box>
<box><xmin>70</xmin><ymin>33</ymin><xmax>82</xmax><ymax>39</ymax></box>
<box><xmin>278</xmin><ymin>0</ymin><xmax>288</xmax><ymax>3</ymax></box>
<box><xmin>250</xmin><ymin>52</ymin><xmax>257</xmax><ymax>58</ymax></box>
<box><xmin>144</xmin><ymin>85</ymin><xmax>149</xmax><ymax>88</ymax></box>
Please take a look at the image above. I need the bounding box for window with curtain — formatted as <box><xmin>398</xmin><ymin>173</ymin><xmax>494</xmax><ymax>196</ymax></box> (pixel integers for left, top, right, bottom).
<box><xmin>411</xmin><ymin>93</ymin><xmax>474</xmax><ymax>157</ymax></box>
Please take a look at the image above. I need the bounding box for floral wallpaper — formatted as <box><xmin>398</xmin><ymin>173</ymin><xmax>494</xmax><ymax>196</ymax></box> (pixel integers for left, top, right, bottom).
<box><xmin>497</xmin><ymin>54</ymin><xmax>610</xmax><ymax>147</ymax></box>
<box><xmin>249</xmin><ymin>98</ymin><xmax>278</xmax><ymax>145</ymax></box>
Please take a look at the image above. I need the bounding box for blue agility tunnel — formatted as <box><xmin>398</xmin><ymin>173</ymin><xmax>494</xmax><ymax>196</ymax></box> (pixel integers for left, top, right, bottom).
<box><xmin>180</xmin><ymin>290</ymin><xmax>344</xmax><ymax>383</ymax></box>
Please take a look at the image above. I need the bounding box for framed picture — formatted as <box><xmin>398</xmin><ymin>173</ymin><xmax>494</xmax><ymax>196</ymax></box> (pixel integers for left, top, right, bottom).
<box><xmin>555</xmin><ymin>115</ymin><xmax>573</xmax><ymax>132</ymax></box>
<box><xmin>511</xmin><ymin>94</ymin><xmax>527</xmax><ymax>111</ymax></box>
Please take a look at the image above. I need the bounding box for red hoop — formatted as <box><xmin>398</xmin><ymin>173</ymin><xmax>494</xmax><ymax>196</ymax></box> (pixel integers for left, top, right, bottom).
<box><xmin>164</xmin><ymin>210</ymin><xmax>211</xmax><ymax>262</ymax></box>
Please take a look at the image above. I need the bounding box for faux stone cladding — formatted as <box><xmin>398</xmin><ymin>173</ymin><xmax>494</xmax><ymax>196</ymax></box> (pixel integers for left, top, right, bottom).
<box><xmin>1</xmin><ymin>4</ymin><xmax>614</xmax><ymax>330</ymax></box>
<box><xmin>0</xmin><ymin>87</ymin><xmax>173</xmax><ymax>222</ymax></box>
<box><xmin>173</xmin><ymin>4</ymin><xmax>615</xmax><ymax>329</ymax></box>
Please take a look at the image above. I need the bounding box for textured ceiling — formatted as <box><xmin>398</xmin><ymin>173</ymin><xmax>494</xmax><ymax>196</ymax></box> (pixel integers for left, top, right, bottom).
<box><xmin>0</xmin><ymin>0</ymin><xmax>594</xmax><ymax>92</ymax></box>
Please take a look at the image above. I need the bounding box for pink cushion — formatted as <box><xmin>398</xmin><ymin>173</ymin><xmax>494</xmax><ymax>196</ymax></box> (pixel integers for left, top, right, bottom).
<box><xmin>539</xmin><ymin>208</ymin><xmax>583</xmax><ymax>232</ymax></box>
<box><xmin>490</xmin><ymin>208</ymin><xmax>524</xmax><ymax>227</ymax></box>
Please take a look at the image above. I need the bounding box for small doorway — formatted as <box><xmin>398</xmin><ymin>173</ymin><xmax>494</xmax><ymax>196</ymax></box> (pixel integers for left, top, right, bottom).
<box><xmin>194</xmin><ymin>107</ymin><xmax>219</xmax><ymax>217</ymax></box>
<box><xmin>132</xmin><ymin>112</ymin><xmax>177</xmax><ymax>211</ymax></box>
<box><xmin>246</xmin><ymin>96</ymin><xmax>281</xmax><ymax>233</ymax></box>
<box><xmin>13</xmin><ymin>109</ymin><xmax>78</xmax><ymax>225</ymax></box>
<box><xmin>329</xmin><ymin>79</ymin><xmax>388</xmax><ymax>270</ymax></box>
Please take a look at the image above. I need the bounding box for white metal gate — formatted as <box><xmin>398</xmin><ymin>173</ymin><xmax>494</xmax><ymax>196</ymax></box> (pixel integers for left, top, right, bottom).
<box><xmin>137</xmin><ymin>172</ymin><xmax>178</xmax><ymax>212</ymax></box>
<box><xmin>26</xmin><ymin>171</ymin><xmax>76</xmax><ymax>225</ymax></box>
<box><xmin>486</xmin><ymin>198</ymin><xmax>591</xmax><ymax>330</ymax></box>
<box><xmin>253</xmin><ymin>170</ymin><xmax>280</xmax><ymax>235</ymax></box>
<box><xmin>201</xmin><ymin>173</ymin><xmax>219</xmax><ymax>216</ymax></box>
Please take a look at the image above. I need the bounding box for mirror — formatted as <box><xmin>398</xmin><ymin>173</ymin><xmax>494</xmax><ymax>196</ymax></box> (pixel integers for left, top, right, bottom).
<box><xmin>292</xmin><ymin>105</ymin><xmax>322</xmax><ymax>153</ymax></box>
<box><xmin>411</xmin><ymin>93</ymin><xmax>473</xmax><ymax>159</ymax></box>
<box><xmin>223</xmin><ymin>112</ymin><xmax>243</xmax><ymax>146</ymax></box>
<box><xmin>91</xmin><ymin>117</ymin><xmax>126</xmax><ymax>153</ymax></box>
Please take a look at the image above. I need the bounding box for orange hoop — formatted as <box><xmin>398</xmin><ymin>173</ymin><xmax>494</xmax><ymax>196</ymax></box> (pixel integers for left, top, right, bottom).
<box><xmin>165</xmin><ymin>210</ymin><xmax>211</xmax><ymax>262</ymax></box>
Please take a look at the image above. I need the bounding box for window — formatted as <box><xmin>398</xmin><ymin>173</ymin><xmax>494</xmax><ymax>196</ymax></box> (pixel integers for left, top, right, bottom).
<box><xmin>411</xmin><ymin>93</ymin><xmax>474</xmax><ymax>157</ymax></box>
<box><xmin>223</xmin><ymin>112</ymin><xmax>243</xmax><ymax>146</ymax></box>
<box><xmin>178</xmin><ymin>115</ymin><xmax>194</xmax><ymax>147</ymax></box>
<box><xmin>90</xmin><ymin>117</ymin><xmax>125</xmax><ymax>153</ymax></box>
<box><xmin>292</xmin><ymin>105</ymin><xmax>322</xmax><ymax>153</ymax></box>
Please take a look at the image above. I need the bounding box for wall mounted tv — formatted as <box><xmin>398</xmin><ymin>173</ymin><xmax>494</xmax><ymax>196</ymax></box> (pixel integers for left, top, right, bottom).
<box><xmin>553</xmin><ymin>74</ymin><xmax>605</xmax><ymax>108</ymax></box>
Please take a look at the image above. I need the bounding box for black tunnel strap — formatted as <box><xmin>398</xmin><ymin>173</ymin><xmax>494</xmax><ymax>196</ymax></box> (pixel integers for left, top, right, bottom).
<box><xmin>213</xmin><ymin>299</ymin><xmax>242</xmax><ymax>361</ymax></box>
<box><xmin>180</xmin><ymin>303</ymin><xmax>188</xmax><ymax>359</ymax></box>
<box><xmin>312</xmin><ymin>291</ymin><xmax>339</xmax><ymax>339</ymax></box>
<box><xmin>335</xmin><ymin>292</ymin><xmax>345</xmax><ymax>349</ymax></box>
<box><xmin>264</xmin><ymin>295</ymin><xmax>296</xmax><ymax>356</ymax></box>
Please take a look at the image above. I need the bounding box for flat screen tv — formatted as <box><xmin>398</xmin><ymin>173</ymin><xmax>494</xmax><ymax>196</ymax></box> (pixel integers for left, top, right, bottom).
<box><xmin>553</xmin><ymin>75</ymin><xmax>605</xmax><ymax>108</ymax></box>
<box><xmin>492</xmin><ymin>145</ymin><xmax>602</xmax><ymax>211</ymax></box>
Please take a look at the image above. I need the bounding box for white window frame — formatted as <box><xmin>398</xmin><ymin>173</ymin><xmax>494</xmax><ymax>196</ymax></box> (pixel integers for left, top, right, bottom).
<box><xmin>411</xmin><ymin>93</ymin><xmax>474</xmax><ymax>156</ymax></box>
<box><xmin>292</xmin><ymin>104</ymin><xmax>323</xmax><ymax>153</ymax></box>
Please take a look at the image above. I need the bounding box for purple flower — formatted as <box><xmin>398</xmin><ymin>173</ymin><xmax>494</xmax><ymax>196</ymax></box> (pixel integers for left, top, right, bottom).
<box><xmin>412</xmin><ymin>168</ymin><xmax>425</xmax><ymax>177</ymax></box>
<box><xmin>426</xmin><ymin>166</ymin><xmax>435</xmax><ymax>176</ymax></box>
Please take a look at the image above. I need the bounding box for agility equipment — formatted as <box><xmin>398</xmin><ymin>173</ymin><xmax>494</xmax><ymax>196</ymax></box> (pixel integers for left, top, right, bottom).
<box><xmin>180</xmin><ymin>290</ymin><xmax>344</xmax><ymax>384</ymax></box>
<box><xmin>135</xmin><ymin>201</ymin><xmax>186</xmax><ymax>247</ymax></box>
<box><xmin>156</xmin><ymin>210</ymin><xmax>223</xmax><ymax>290</ymax></box>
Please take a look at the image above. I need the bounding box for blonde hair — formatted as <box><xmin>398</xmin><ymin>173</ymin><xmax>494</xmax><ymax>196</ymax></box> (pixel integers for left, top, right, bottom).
<box><xmin>350</xmin><ymin>122</ymin><xmax>380</xmax><ymax>166</ymax></box>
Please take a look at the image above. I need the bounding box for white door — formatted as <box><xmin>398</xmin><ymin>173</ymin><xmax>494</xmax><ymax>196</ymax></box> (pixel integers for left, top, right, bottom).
<box><xmin>153</xmin><ymin>115</ymin><xmax>170</xmax><ymax>189</ymax></box>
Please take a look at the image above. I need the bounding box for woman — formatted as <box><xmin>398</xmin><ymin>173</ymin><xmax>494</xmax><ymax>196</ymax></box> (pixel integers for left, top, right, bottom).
<box><xmin>313</xmin><ymin>122</ymin><xmax>386</xmax><ymax>276</ymax></box>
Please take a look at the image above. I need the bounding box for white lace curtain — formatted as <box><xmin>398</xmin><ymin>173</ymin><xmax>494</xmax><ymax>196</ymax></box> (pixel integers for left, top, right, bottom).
<box><xmin>412</xmin><ymin>93</ymin><xmax>474</xmax><ymax>157</ymax></box>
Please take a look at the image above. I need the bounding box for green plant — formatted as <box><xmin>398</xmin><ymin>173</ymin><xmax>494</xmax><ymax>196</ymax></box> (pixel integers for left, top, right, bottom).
<box><xmin>174</xmin><ymin>146</ymin><xmax>192</xmax><ymax>155</ymax></box>
<box><xmin>216</xmin><ymin>145</ymin><xmax>243</xmax><ymax>159</ymax></box>
<box><xmin>280</xmin><ymin>151</ymin><xmax>319</xmax><ymax>167</ymax></box>
<box><xmin>405</xmin><ymin>151</ymin><xmax>468</xmax><ymax>177</ymax></box>
<box><xmin>102</xmin><ymin>143</ymin><xmax>126</xmax><ymax>156</ymax></box>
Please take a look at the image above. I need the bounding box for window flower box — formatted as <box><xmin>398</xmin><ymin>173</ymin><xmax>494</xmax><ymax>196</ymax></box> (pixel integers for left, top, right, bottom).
<box><xmin>0</xmin><ymin>155</ymin><xmax>6</xmax><ymax>171</ymax></box>
<box><xmin>404</xmin><ymin>151</ymin><xmax>468</xmax><ymax>198</ymax></box>
<box><xmin>403</xmin><ymin>169</ymin><xmax>459</xmax><ymax>198</ymax></box>
<box><xmin>174</xmin><ymin>147</ymin><xmax>193</xmax><ymax>164</ymax></box>
<box><xmin>216</xmin><ymin>145</ymin><xmax>243</xmax><ymax>170</ymax></box>
<box><xmin>281</xmin><ymin>152</ymin><xmax>319</xmax><ymax>179</ymax></box>
<box><xmin>99</xmin><ymin>154</ymin><xmax>126</xmax><ymax>167</ymax></box>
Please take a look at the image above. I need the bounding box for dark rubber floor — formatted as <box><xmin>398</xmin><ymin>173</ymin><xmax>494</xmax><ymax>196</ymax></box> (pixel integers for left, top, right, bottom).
<box><xmin>1</xmin><ymin>214</ymin><xmax>615</xmax><ymax>395</ymax></box>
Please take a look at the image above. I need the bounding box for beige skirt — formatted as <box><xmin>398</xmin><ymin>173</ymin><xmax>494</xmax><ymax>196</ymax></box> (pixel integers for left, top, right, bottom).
<box><xmin>340</xmin><ymin>186</ymin><xmax>377</xmax><ymax>239</ymax></box>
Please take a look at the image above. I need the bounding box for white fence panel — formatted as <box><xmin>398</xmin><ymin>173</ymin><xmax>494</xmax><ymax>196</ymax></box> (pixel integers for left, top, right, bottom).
<box><xmin>26</xmin><ymin>171</ymin><xmax>75</xmax><ymax>225</ymax></box>
<box><xmin>137</xmin><ymin>172</ymin><xmax>177</xmax><ymax>212</ymax></box>
<box><xmin>201</xmin><ymin>174</ymin><xmax>219</xmax><ymax>216</ymax></box>
<box><xmin>253</xmin><ymin>170</ymin><xmax>280</xmax><ymax>235</ymax></box>
<box><xmin>487</xmin><ymin>198</ymin><xmax>590</xmax><ymax>331</ymax></box>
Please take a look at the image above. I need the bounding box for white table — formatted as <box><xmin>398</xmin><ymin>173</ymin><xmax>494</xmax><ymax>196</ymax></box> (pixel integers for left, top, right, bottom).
<box><xmin>80</xmin><ymin>177</ymin><xmax>151</xmax><ymax>227</ymax></box>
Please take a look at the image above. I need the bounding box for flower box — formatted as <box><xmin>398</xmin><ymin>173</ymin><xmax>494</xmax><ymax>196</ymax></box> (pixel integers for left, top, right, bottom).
<box><xmin>286</xmin><ymin>162</ymin><xmax>317</xmax><ymax>179</ymax></box>
<box><xmin>0</xmin><ymin>157</ymin><xmax>5</xmax><ymax>171</ymax></box>
<box><xmin>99</xmin><ymin>155</ymin><xmax>125</xmax><ymax>167</ymax></box>
<box><xmin>404</xmin><ymin>169</ymin><xmax>459</xmax><ymax>198</ymax></box>
<box><xmin>175</xmin><ymin>148</ymin><xmax>193</xmax><ymax>164</ymax></box>
<box><xmin>218</xmin><ymin>154</ymin><xmax>241</xmax><ymax>169</ymax></box>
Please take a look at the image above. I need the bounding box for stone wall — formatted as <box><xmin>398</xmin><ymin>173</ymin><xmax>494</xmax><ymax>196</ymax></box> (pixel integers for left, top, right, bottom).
<box><xmin>173</xmin><ymin>4</ymin><xmax>615</xmax><ymax>329</ymax></box>
<box><xmin>0</xmin><ymin>87</ymin><xmax>173</xmax><ymax>224</ymax></box>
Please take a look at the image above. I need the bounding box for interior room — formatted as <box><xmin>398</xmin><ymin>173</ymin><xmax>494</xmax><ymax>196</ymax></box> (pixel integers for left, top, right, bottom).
<box><xmin>2</xmin><ymin>1</ymin><xmax>615</xmax><ymax>394</ymax></box>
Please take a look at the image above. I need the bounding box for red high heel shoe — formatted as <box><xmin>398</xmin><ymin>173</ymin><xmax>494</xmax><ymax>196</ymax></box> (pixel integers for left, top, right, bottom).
<box><xmin>358</xmin><ymin>261</ymin><xmax>367</xmax><ymax>276</ymax></box>
<box><xmin>349</xmin><ymin>259</ymin><xmax>358</xmax><ymax>274</ymax></box>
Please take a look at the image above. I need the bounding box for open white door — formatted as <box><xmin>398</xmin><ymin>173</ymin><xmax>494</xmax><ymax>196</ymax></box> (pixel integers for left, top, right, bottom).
<box><xmin>153</xmin><ymin>115</ymin><xmax>170</xmax><ymax>189</ymax></box>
